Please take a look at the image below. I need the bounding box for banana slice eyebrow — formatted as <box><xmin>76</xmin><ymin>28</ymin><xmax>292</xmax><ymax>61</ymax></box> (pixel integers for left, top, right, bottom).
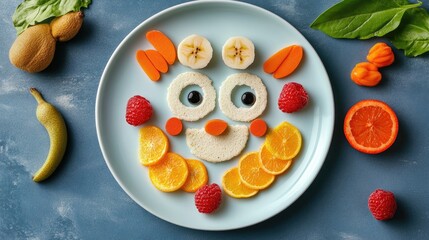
<box><xmin>219</xmin><ymin>73</ymin><xmax>267</xmax><ymax>122</ymax></box>
<box><xmin>167</xmin><ymin>72</ymin><xmax>216</xmax><ymax>121</ymax></box>
<box><xmin>222</xmin><ymin>36</ymin><xmax>255</xmax><ymax>70</ymax></box>
<box><xmin>177</xmin><ymin>34</ymin><xmax>213</xmax><ymax>69</ymax></box>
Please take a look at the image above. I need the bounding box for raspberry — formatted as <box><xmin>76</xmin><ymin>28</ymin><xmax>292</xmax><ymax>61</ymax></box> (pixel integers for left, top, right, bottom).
<box><xmin>368</xmin><ymin>189</ymin><xmax>397</xmax><ymax>220</ymax></box>
<box><xmin>278</xmin><ymin>82</ymin><xmax>309</xmax><ymax>113</ymax></box>
<box><xmin>194</xmin><ymin>183</ymin><xmax>222</xmax><ymax>214</ymax></box>
<box><xmin>125</xmin><ymin>95</ymin><xmax>153</xmax><ymax>126</ymax></box>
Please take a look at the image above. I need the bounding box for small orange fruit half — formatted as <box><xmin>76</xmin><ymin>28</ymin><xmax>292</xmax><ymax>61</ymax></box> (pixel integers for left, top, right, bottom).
<box><xmin>148</xmin><ymin>152</ymin><xmax>189</xmax><ymax>192</ymax></box>
<box><xmin>139</xmin><ymin>126</ymin><xmax>169</xmax><ymax>166</ymax></box>
<box><xmin>222</xmin><ymin>167</ymin><xmax>258</xmax><ymax>198</ymax></box>
<box><xmin>181</xmin><ymin>159</ymin><xmax>208</xmax><ymax>193</ymax></box>
<box><xmin>344</xmin><ymin>99</ymin><xmax>398</xmax><ymax>154</ymax></box>
<box><xmin>238</xmin><ymin>152</ymin><xmax>275</xmax><ymax>190</ymax></box>
<box><xmin>259</xmin><ymin>144</ymin><xmax>292</xmax><ymax>175</ymax></box>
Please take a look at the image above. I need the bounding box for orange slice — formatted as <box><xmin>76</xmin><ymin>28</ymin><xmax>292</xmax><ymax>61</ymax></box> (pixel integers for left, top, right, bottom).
<box><xmin>259</xmin><ymin>144</ymin><xmax>292</xmax><ymax>175</ymax></box>
<box><xmin>265</xmin><ymin>121</ymin><xmax>302</xmax><ymax>160</ymax></box>
<box><xmin>222</xmin><ymin>167</ymin><xmax>258</xmax><ymax>198</ymax></box>
<box><xmin>139</xmin><ymin>126</ymin><xmax>169</xmax><ymax>166</ymax></box>
<box><xmin>238</xmin><ymin>152</ymin><xmax>275</xmax><ymax>190</ymax></box>
<box><xmin>344</xmin><ymin>99</ymin><xmax>398</xmax><ymax>154</ymax></box>
<box><xmin>148</xmin><ymin>152</ymin><xmax>189</xmax><ymax>192</ymax></box>
<box><xmin>181</xmin><ymin>159</ymin><xmax>208</xmax><ymax>193</ymax></box>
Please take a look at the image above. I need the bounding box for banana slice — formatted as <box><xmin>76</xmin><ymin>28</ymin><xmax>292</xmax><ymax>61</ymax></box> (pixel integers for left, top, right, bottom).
<box><xmin>222</xmin><ymin>36</ymin><xmax>255</xmax><ymax>69</ymax></box>
<box><xmin>177</xmin><ymin>34</ymin><xmax>213</xmax><ymax>69</ymax></box>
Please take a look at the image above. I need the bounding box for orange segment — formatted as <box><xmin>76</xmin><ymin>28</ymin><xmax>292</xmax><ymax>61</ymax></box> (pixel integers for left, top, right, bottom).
<box><xmin>344</xmin><ymin>99</ymin><xmax>398</xmax><ymax>154</ymax></box>
<box><xmin>259</xmin><ymin>144</ymin><xmax>292</xmax><ymax>175</ymax></box>
<box><xmin>148</xmin><ymin>152</ymin><xmax>189</xmax><ymax>192</ymax></box>
<box><xmin>238</xmin><ymin>152</ymin><xmax>275</xmax><ymax>190</ymax></box>
<box><xmin>139</xmin><ymin>126</ymin><xmax>169</xmax><ymax>166</ymax></box>
<box><xmin>181</xmin><ymin>159</ymin><xmax>208</xmax><ymax>193</ymax></box>
<box><xmin>265</xmin><ymin>121</ymin><xmax>302</xmax><ymax>160</ymax></box>
<box><xmin>222</xmin><ymin>167</ymin><xmax>258</xmax><ymax>198</ymax></box>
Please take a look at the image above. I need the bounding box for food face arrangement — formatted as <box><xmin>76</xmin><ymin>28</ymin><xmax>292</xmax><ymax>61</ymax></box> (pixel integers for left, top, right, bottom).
<box><xmin>126</xmin><ymin>30</ymin><xmax>308</xmax><ymax>214</ymax></box>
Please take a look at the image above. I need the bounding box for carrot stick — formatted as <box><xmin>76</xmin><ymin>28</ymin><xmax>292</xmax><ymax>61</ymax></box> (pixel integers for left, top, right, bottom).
<box><xmin>146</xmin><ymin>30</ymin><xmax>176</xmax><ymax>65</ymax></box>
<box><xmin>145</xmin><ymin>49</ymin><xmax>169</xmax><ymax>73</ymax></box>
<box><xmin>273</xmin><ymin>45</ymin><xmax>303</xmax><ymax>79</ymax></box>
<box><xmin>263</xmin><ymin>46</ymin><xmax>293</xmax><ymax>74</ymax></box>
<box><xmin>204</xmin><ymin>119</ymin><xmax>228</xmax><ymax>136</ymax></box>
<box><xmin>249</xmin><ymin>118</ymin><xmax>267</xmax><ymax>137</ymax></box>
<box><xmin>136</xmin><ymin>49</ymin><xmax>160</xmax><ymax>81</ymax></box>
<box><xmin>165</xmin><ymin>117</ymin><xmax>183</xmax><ymax>136</ymax></box>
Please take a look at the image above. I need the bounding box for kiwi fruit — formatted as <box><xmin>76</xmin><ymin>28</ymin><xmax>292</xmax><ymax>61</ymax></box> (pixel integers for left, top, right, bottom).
<box><xmin>9</xmin><ymin>24</ymin><xmax>56</xmax><ymax>73</ymax></box>
<box><xmin>50</xmin><ymin>11</ymin><xmax>84</xmax><ymax>42</ymax></box>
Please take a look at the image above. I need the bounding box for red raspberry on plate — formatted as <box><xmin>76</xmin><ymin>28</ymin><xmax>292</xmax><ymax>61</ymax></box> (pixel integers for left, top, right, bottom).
<box><xmin>368</xmin><ymin>189</ymin><xmax>397</xmax><ymax>220</ymax></box>
<box><xmin>125</xmin><ymin>95</ymin><xmax>153</xmax><ymax>126</ymax></box>
<box><xmin>278</xmin><ymin>82</ymin><xmax>309</xmax><ymax>113</ymax></box>
<box><xmin>194</xmin><ymin>183</ymin><xmax>222</xmax><ymax>214</ymax></box>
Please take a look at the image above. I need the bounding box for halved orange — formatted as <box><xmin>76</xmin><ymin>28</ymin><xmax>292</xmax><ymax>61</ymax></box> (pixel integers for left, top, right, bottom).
<box><xmin>238</xmin><ymin>152</ymin><xmax>275</xmax><ymax>190</ymax></box>
<box><xmin>139</xmin><ymin>126</ymin><xmax>169</xmax><ymax>166</ymax></box>
<box><xmin>265</xmin><ymin>121</ymin><xmax>302</xmax><ymax>160</ymax></box>
<box><xmin>181</xmin><ymin>159</ymin><xmax>208</xmax><ymax>193</ymax></box>
<box><xmin>344</xmin><ymin>99</ymin><xmax>398</xmax><ymax>154</ymax></box>
<box><xmin>259</xmin><ymin>144</ymin><xmax>292</xmax><ymax>175</ymax></box>
<box><xmin>222</xmin><ymin>167</ymin><xmax>258</xmax><ymax>198</ymax></box>
<box><xmin>148</xmin><ymin>152</ymin><xmax>189</xmax><ymax>192</ymax></box>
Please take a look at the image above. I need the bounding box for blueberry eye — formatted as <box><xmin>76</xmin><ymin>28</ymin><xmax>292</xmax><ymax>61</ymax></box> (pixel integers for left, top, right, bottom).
<box><xmin>241</xmin><ymin>92</ymin><xmax>255</xmax><ymax>106</ymax></box>
<box><xmin>187</xmin><ymin>90</ymin><xmax>202</xmax><ymax>105</ymax></box>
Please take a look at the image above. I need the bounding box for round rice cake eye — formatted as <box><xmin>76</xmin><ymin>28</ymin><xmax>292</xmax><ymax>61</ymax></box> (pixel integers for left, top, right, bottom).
<box><xmin>167</xmin><ymin>72</ymin><xmax>216</xmax><ymax>121</ymax></box>
<box><xmin>219</xmin><ymin>73</ymin><xmax>267</xmax><ymax>122</ymax></box>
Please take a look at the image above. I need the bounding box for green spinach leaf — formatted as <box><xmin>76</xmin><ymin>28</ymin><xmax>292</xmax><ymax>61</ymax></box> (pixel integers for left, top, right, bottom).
<box><xmin>12</xmin><ymin>0</ymin><xmax>92</xmax><ymax>35</ymax></box>
<box><xmin>390</xmin><ymin>8</ymin><xmax>429</xmax><ymax>57</ymax></box>
<box><xmin>310</xmin><ymin>0</ymin><xmax>422</xmax><ymax>39</ymax></box>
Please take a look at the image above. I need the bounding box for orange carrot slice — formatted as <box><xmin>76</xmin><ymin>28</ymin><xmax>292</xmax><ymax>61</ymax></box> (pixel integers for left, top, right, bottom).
<box><xmin>146</xmin><ymin>30</ymin><xmax>176</xmax><ymax>65</ymax></box>
<box><xmin>249</xmin><ymin>118</ymin><xmax>267</xmax><ymax>137</ymax></box>
<box><xmin>263</xmin><ymin>46</ymin><xmax>293</xmax><ymax>74</ymax></box>
<box><xmin>145</xmin><ymin>50</ymin><xmax>168</xmax><ymax>73</ymax></box>
<box><xmin>273</xmin><ymin>45</ymin><xmax>303</xmax><ymax>79</ymax></box>
<box><xmin>165</xmin><ymin>117</ymin><xmax>183</xmax><ymax>136</ymax></box>
<box><xmin>205</xmin><ymin>119</ymin><xmax>228</xmax><ymax>136</ymax></box>
<box><xmin>136</xmin><ymin>50</ymin><xmax>160</xmax><ymax>81</ymax></box>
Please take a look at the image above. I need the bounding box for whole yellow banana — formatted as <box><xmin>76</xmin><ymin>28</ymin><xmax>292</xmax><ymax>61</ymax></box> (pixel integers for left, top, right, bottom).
<box><xmin>30</xmin><ymin>88</ymin><xmax>68</xmax><ymax>182</ymax></box>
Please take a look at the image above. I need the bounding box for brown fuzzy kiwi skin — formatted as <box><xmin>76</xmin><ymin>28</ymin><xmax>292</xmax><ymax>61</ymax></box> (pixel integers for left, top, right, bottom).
<box><xmin>9</xmin><ymin>24</ymin><xmax>56</xmax><ymax>73</ymax></box>
<box><xmin>50</xmin><ymin>11</ymin><xmax>84</xmax><ymax>42</ymax></box>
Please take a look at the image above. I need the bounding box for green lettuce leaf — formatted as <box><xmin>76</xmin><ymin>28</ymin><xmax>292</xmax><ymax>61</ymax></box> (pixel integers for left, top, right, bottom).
<box><xmin>12</xmin><ymin>0</ymin><xmax>92</xmax><ymax>35</ymax></box>
<box><xmin>310</xmin><ymin>0</ymin><xmax>422</xmax><ymax>39</ymax></box>
<box><xmin>390</xmin><ymin>8</ymin><xmax>429</xmax><ymax>57</ymax></box>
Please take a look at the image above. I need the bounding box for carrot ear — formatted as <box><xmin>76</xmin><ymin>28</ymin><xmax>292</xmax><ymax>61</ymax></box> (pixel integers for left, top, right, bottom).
<box><xmin>273</xmin><ymin>45</ymin><xmax>303</xmax><ymax>79</ymax></box>
<box><xmin>146</xmin><ymin>30</ymin><xmax>176</xmax><ymax>65</ymax></box>
<box><xmin>263</xmin><ymin>46</ymin><xmax>293</xmax><ymax>74</ymax></box>
<box><xmin>145</xmin><ymin>49</ymin><xmax>169</xmax><ymax>73</ymax></box>
<box><xmin>136</xmin><ymin>50</ymin><xmax>160</xmax><ymax>81</ymax></box>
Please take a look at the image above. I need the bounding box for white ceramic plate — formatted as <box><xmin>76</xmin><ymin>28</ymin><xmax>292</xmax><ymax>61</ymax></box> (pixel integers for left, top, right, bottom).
<box><xmin>96</xmin><ymin>0</ymin><xmax>334</xmax><ymax>230</ymax></box>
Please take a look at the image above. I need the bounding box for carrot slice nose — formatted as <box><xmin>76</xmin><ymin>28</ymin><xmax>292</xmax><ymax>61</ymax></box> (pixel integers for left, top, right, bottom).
<box><xmin>205</xmin><ymin>119</ymin><xmax>228</xmax><ymax>136</ymax></box>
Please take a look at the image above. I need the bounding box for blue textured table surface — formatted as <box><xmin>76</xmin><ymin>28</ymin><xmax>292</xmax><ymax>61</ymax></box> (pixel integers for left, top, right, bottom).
<box><xmin>1</xmin><ymin>0</ymin><xmax>429</xmax><ymax>239</ymax></box>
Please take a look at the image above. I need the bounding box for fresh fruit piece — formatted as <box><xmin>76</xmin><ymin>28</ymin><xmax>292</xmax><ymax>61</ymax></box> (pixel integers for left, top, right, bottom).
<box><xmin>30</xmin><ymin>88</ymin><xmax>67</xmax><ymax>182</ymax></box>
<box><xmin>238</xmin><ymin>152</ymin><xmax>275</xmax><ymax>190</ymax></box>
<box><xmin>194</xmin><ymin>183</ymin><xmax>222</xmax><ymax>214</ymax></box>
<box><xmin>125</xmin><ymin>95</ymin><xmax>153</xmax><ymax>126</ymax></box>
<box><xmin>148</xmin><ymin>152</ymin><xmax>188</xmax><ymax>192</ymax></box>
<box><xmin>350</xmin><ymin>62</ymin><xmax>382</xmax><ymax>87</ymax></box>
<box><xmin>146</xmin><ymin>30</ymin><xmax>176</xmax><ymax>65</ymax></box>
<box><xmin>50</xmin><ymin>11</ymin><xmax>84</xmax><ymax>42</ymax></box>
<box><xmin>9</xmin><ymin>24</ymin><xmax>56</xmax><ymax>73</ymax></box>
<box><xmin>367</xmin><ymin>42</ymin><xmax>395</xmax><ymax>68</ymax></box>
<box><xmin>222</xmin><ymin>36</ymin><xmax>255</xmax><ymax>69</ymax></box>
<box><xmin>249</xmin><ymin>118</ymin><xmax>267</xmax><ymax>137</ymax></box>
<box><xmin>344</xmin><ymin>99</ymin><xmax>398</xmax><ymax>154</ymax></box>
<box><xmin>136</xmin><ymin>50</ymin><xmax>160</xmax><ymax>81</ymax></box>
<box><xmin>138</xmin><ymin>126</ymin><xmax>169</xmax><ymax>166</ymax></box>
<box><xmin>273</xmin><ymin>45</ymin><xmax>303</xmax><ymax>79</ymax></box>
<box><xmin>368</xmin><ymin>189</ymin><xmax>397</xmax><ymax>220</ymax></box>
<box><xmin>177</xmin><ymin>34</ymin><xmax>213</xmax><ymax>69</ymax></box>
<box><xmin>181</xmin><ymin>159</ymin><xmax>208</xmax><ymax>193</ymax></box>
<box><xmin>259</xmin><ymin>144</ymin><xmax>292</xmax><ymax>175</ymax></box>
<box><xmin>263</xmin><ymin>45</ymin><xmax>293</xmax><ymax>74</ymax></box>
<box><xmin>165</xmin><ymin>117</ymin><xmax>183</xmax><ymax>136</ymax></box>
<box><xmin>278</xmin><ymin>82</ymin><xmax>309</xmax><ymax>113</ymax></box>
<box><xmin>265</xmin><ymin>121</ymin><xmax>302</xmax><ymax>160</ymax></box>
<box><xmin>204</xmin><ymin>119</ymin><xmax>228</xmax><ymax>136</ymax></box>
<box><xmin>145</xmin><ymin>49</ymin><xmax>168</xmax><ymax>73</ymax></box>
<box><xmin>222</xmin><ymin>167</ymin><xmax>258</xmax><ymax>198</ymax></box>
